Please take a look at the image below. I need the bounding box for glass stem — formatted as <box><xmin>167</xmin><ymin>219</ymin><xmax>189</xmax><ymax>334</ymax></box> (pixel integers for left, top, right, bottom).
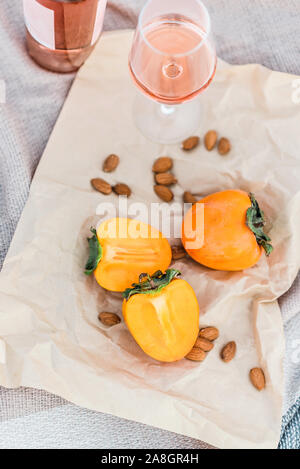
<box><xmin>160</xmin><ymin>103</ymin><xmax>176</xmax><ymax>116</ymax></box>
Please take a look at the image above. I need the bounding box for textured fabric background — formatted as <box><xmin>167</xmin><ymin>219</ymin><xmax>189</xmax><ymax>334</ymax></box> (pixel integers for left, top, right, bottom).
<box><xmin>0</xmin><ymin>0</ymin><xmax>299</xmax><ymax>449</ymax></box>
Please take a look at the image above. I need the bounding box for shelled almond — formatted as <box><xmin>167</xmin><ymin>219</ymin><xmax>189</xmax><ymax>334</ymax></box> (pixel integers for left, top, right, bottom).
<box><xmin>218</xmin><ymin>137</ymin><xmax>231</xmax><ymax>155</ymax></box>
<box><xmin>199</xmin><ymin>327</ymin><xmax>219</xmax><ymax>341</ymax></box>
<box><xmin>220</xmin><ymin>341</ymin><xmax>236</xmax><ymax>362</ymax></box>
<box><xmin>194</xmin><ymin>336</ymin><xmax>214</xmax><ymax>352</ymax></box>
<box><xmin>98</xmin><ymin>312</ymin><xmax>121</xmax><ymax>327</ymax></box>
<box><xmin>113</xmin><ymin>183</ymin><xmax>132</xmax><ymax>197</ymax></box>
<box><xmin>154</xmin><ymin>184</ymin><xmax>174</xmax><ymax>202</ymax></box>
<box><xmin>171</xmin><ymin>245</ymin><xmax>187</xmax><ymax>261</ymax></box>
<box><xmin>91</xmin><ymin>178</ymin><xmax>112</xmax><ymax>195</ymax></box>
<box><xmin>182</xmin><ymin>136</ymin><xmax>200</xmax><ymax>151</ymax></box>
<box><xmin>155</xmin><ymin>172</ymin><xmax>177</xmax><ymax>186</ymax></box>
<box><xmin>185</xmin><ymin>347</ymin><xmax>206</xmax><ymax>362</ymax></box>
<box><xmin>152</xmin><ymin>157</ymin><xmax>173</xmax><ymax>173</ymax></box>
<box><xmin>103</xmin><ymin>154</ymin><xmax>119</xmax><ymax>172</ymax></box>
<box><xmin>249</xmin><ymin>368</ymin><xmax>265</xmax><ymax>391</ymax></box>
<box><xmin>204</xmin><ymin>130</ymin><xmax>218</xmax><ymax>151</ymax></box>
<box><xmin>183</xmin><ymin>191</ymin><xmax>197</xmax><ymax>204</ymax></box>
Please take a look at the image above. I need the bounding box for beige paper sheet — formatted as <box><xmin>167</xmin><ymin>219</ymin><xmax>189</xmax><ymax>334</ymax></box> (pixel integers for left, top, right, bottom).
<box><xmin>1</xmin><ymin>30</ymin><xmax>300</xmax><ymax>449</ymax></box>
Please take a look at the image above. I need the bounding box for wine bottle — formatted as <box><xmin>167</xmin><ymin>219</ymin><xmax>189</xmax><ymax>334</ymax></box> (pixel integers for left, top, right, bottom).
<box><xmin>23</xmin><ymin>0</ymin><xmax>107</xmax><ymax>73</ymax></box>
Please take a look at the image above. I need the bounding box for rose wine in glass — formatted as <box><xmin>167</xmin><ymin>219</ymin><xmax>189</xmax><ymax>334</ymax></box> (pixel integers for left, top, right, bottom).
<box><xmin>129</xmin><ymin>0</ymin><xmax>217</xmax><ymax>143</ymax></box>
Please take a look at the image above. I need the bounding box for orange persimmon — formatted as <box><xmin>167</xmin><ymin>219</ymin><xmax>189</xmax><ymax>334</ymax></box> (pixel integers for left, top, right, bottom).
<box><xmin>85</xmin><ymin>218</ymin><xmax>172</xmax><ymax>292</ymax></box>
<box><xmin>122</xmin><ymin>270</ymin><xmax>200</xmax><ymax>362</ymax></box>
<box><xmin>182</xmin><ymin>190</ymin><xmax>273</xmax><ymax>271</ymax></box>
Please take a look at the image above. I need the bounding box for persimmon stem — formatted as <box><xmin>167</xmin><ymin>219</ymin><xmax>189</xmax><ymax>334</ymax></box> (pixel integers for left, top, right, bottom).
<box><xmin>123</xmin><ymin>269</ymin><xmax>181</xmax><ymax>300</ymax></box>
<box><xmin>84</xmin><ymin>228</ymin><xmax>102</xmax><ymax>275</ymax></box>
<box><xmin>246</xmin><ymin>193</ymin><xmax>273</xmax><ymax>256</ymax></box>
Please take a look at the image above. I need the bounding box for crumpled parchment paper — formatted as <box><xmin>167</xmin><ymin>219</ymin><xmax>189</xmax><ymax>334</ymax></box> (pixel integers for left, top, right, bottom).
<box><xmin>1</xmin><ymin>30</ymin><xmax>300</xmax><ymax>449</ymax></box>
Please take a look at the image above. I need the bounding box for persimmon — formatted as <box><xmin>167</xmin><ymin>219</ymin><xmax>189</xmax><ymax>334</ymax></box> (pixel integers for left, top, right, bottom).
<box><xmin>85</xmin><ymin>218</ymin><xmax>172</xmax><ymax>292</ymax></box>
<box><xmin>122</xmin><ymin>270</ymin><xmax>200</xmax><ymax>362</ymax></box>
<box><xmin>182</xmin><ymin>190</ymin><xmax>273</xmax><ymax>271</ymax></box>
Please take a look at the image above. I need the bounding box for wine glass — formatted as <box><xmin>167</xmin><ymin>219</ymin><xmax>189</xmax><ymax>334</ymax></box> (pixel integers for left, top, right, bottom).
<box><xmin>129</xmin><ymin>0</ymin><xmax>217</xmax><ymax>144</ymax></box>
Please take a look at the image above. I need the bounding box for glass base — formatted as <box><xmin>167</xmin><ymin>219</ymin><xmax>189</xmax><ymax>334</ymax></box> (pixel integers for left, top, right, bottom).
<box><xmin>133</xmin><ymin>93</ymin><xmax>202</xmax><ymax>144</ymax></box>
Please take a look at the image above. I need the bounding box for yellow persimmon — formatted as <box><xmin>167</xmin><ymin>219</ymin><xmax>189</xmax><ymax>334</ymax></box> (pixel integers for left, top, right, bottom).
<box><xmin>85</xmin><ymin>218</ymin><xmax>172</xmax><ymax>292</ymax></box>
<box><xmin>182</xmin><ymin>190</ymin><xmax>273</xmax><ymax>271</ymax></box>
<box><xmin>122</xmin><ymin>270</ymin><xmax>200</xmax><ymax>362</ymax></box>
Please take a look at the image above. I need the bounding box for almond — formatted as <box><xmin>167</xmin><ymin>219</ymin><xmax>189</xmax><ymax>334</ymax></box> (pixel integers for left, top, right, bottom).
<box><xmin>155</xmin><ymin>172</ymin><xmax>177</xmax><ymax>186</ymax></box>
<box><xmin>154</xmin><ymin>185</ymin><xmax>174</xmax><ymax>202</ymax></box>
<box><xmin>152</xmin><ymin>157</ymin><xmax>173</xmax><ymax>173</ymax></box>
<box><xmin>185</xmin><ymin>347</ymin><xmax>206</xmax><ymax>362</ymax></box>
<box><xmin>171</xmin><ymin>245</ymin><xmax>186</xmax><ymax>260</ymax></box>
<box><xmin>195</xmin><ymin>336</ymin><xmax>214</xmax><ymax>352</ymax></box>
<box><xmin>182</xmin><ymin>136</ymin><xmax>200</xmax><ymax>151</ymax></box>
<box><xmin>221</xmin><ymin>341</ymin><xmax>236</xmax><ymax>362</ymax></box>
<box><xmin>91</xmin><ymin>178</ymin><xmax>112</xmax><ymax>195</ymax></box>
<box><xmin>218</xmin><ymin>137</ymin><xmax>231</xmax><ymax>155</ymax></box>
<box><xmin>113</xmin><ymin>183</ymin><xmax>131</xmax><ymax>197</ymax></box>
<box><xmin>183</xmin><ymin>191</ymin><xmax>197</xmax><ymax>204</ymax></box>
<box><xmin>250</xmin><ymin>368</ymin><xmax>265</xmax><ymax>391</ymax></box>
<box><xmin>98</xmin><ymin>312</ymin><xmax>121</xmax><ymax>327</ymax></box>
<box><xmin>199</xmin><ymin>327</ymin><xmax>219</xmax><ymax>341</ymax></box>
<box><xmin>204</xmin><ymin>130</ymin><xmax>218</xmax><ymax>151</ymax></box>
<box><xmin>103</xmin><ymin>154</ymin><xmax>119</xmax><ymax>173</ymax></box>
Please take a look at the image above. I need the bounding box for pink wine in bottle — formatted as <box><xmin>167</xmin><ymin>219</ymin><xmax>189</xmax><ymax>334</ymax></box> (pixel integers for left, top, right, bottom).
<box><xmin>23</xmin><ymin>0</ymin><xmax>107</xmax><ymax>72</ymax></box>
